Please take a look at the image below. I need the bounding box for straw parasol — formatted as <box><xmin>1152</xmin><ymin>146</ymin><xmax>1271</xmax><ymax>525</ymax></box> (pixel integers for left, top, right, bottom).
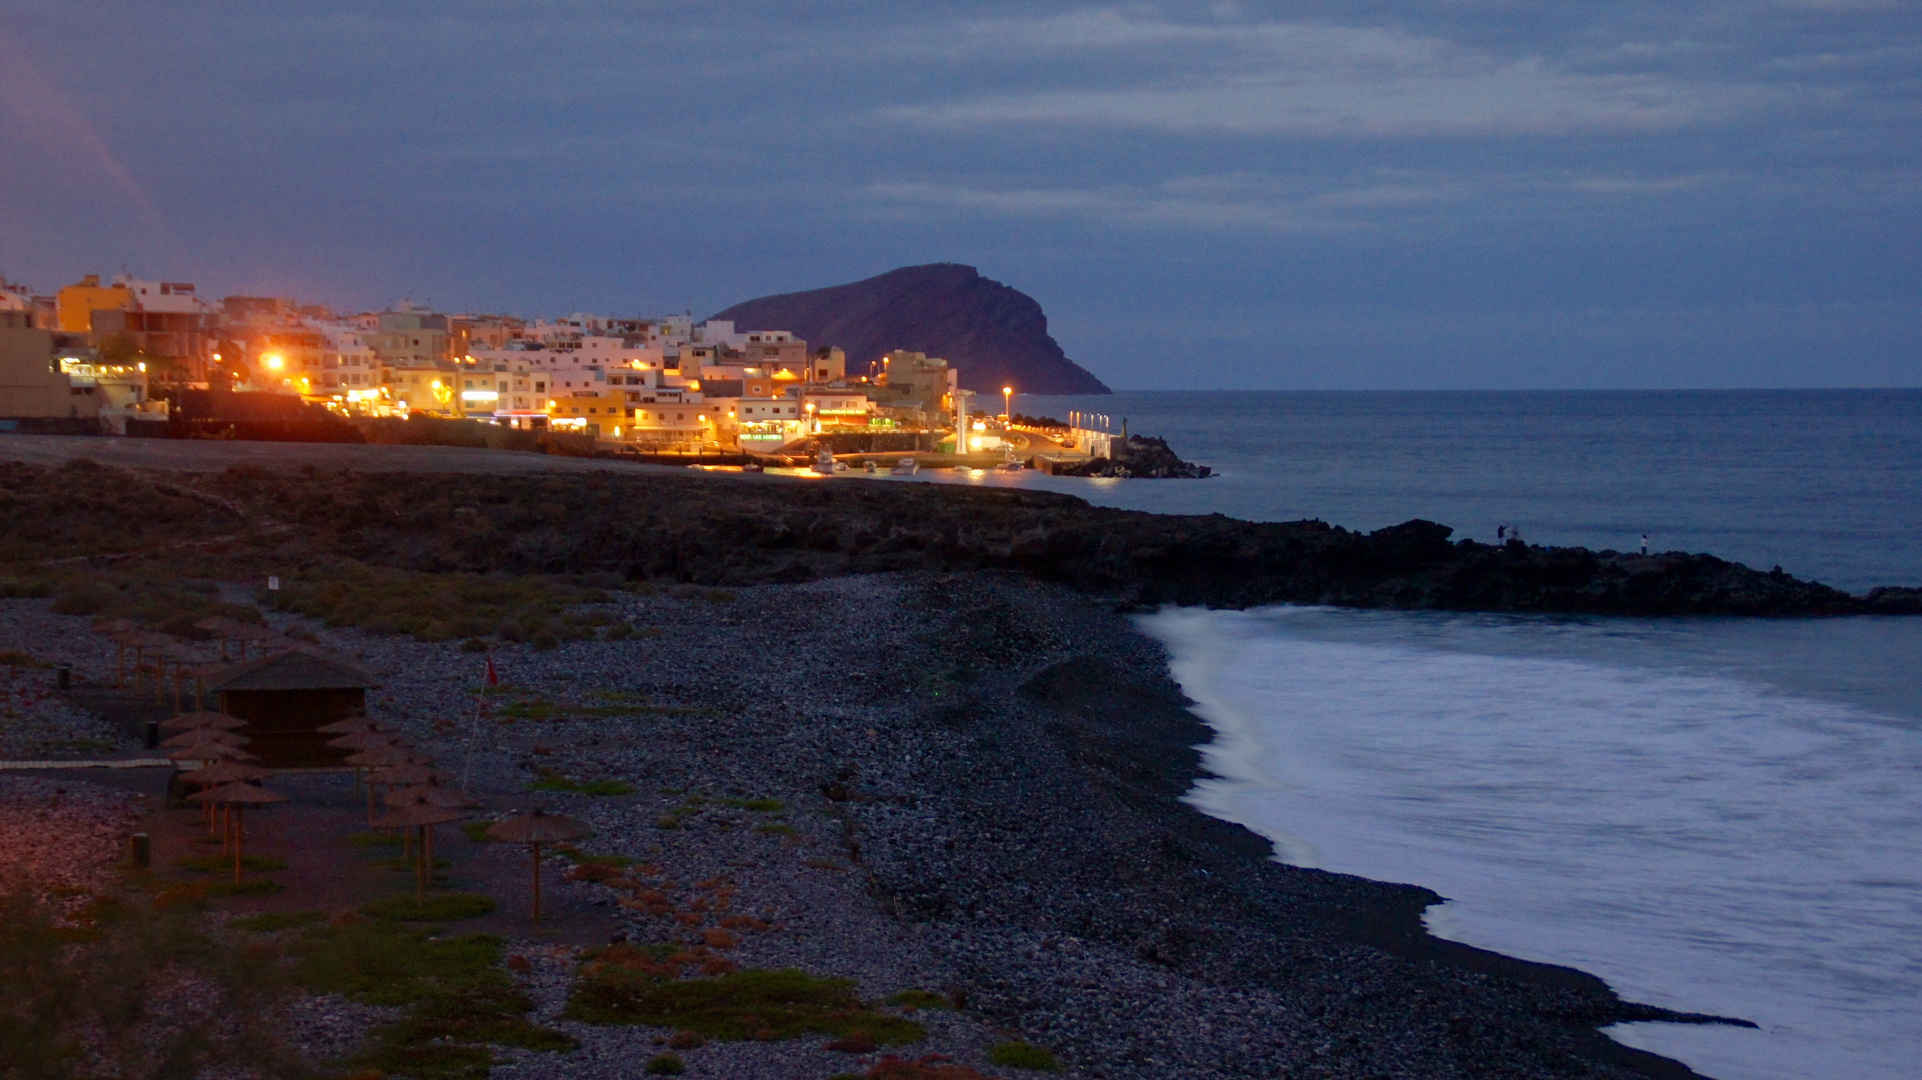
<box><xmin>160</xmin><ymin>710</ymin><xmax>247</xmax><ymax>732</ymax></box>
<box><xmin>317</xmin><ymin>714</ymin><xmax>393</xmax><ymax>735</ymax></box>
<box><xmin>168</xmin><ymin>741</ymin><xmax>260</xmax><ymax>764</ymax></box>
<box><xmin>188</xmin><ymin>781</ymin><xmax>288</xmax><ymax>883</ymax></box>
<box><xmin>344</xmin><ymin>745</ymin><xmax>424</xmax><ymax>768</ymax></box>
<box><xmin>160</xmin><ymin>728</ymin><xmax>249</xmax><ymax>749</ymax></box>
<box><xmin>178</xmin><ymin>759</ymin><xmax>271</xmax><ymax>838</ymax></box>
<box><xmin>94</xmin><ymin>618</ymin><xmax>141</xmax><ymax>684</ymax></box>
<box><xmin>328</xmin><ymin>730</ymin><xmax>405</xmax><ymax>750</ymax></box>
<box><xmin>368</xmin><ymin>764</ymin><xmax>453</xmax><ymax>788</ymax></box>
<box><xmin>485</xmin><ymin>809</ymin><xmax>591</xmax><ymax>923</ymax></box>
<box><xmin>115</xmin><ymin>630</ymin><xmax>175</xmax><ymax>694</ymax></box>
<box><xmin>371</xmin><ymin>803</ymin><xmax>470</xmax><ymax>901</ymax></box>
<box><xmin>178</xmin><ymin>759</ymin><xmax>270</xmax><ymax>786</ymax></box>
<box><xmin>348</xmin><ymin>745</ymin><xmax>428</xmax><ymax>822</ymax></box>
<box><xmin>384</xmin><ymin>780</ymin><xmax>480</xmax><ymax>810</ymax></box>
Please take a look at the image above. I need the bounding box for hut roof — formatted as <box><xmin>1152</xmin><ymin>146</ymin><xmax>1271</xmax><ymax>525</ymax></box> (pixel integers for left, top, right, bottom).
<box><xmin>204</xmin><ymin>650</ymin><xmax>378</xmax><ymax>692</ymax></box>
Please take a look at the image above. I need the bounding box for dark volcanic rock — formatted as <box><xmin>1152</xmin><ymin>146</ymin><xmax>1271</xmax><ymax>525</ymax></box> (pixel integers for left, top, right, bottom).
<box><xmin>160</xmin><ymin>465</ymin><xmax>1920</xmax><ymax>617</ymax></box>
<box><xmin>709</xmin><ymin>263</ymin><xmax>1112</xmax><ymax>395</ymax></box>
<box><xmin>1051</xmin><ymin>434</ymin><xmax>1212</xmax><ymax>478</ymax></box>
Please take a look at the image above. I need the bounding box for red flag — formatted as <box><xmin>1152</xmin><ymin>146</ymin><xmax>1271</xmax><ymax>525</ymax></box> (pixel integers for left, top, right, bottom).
<box><xmin>485</xmin><ymin>655</ymin><xmax>499</xmax><ymax>686</ymax></box>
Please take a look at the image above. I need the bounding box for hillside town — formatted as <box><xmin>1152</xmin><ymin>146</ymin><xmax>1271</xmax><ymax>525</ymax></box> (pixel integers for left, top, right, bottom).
<box><xmin>0</xmin><ymin>272</ymin><xmax>1088</xmax><ymax>459</ymax></box>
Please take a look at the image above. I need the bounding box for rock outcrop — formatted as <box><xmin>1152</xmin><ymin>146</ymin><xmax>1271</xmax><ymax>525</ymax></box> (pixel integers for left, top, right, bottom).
<box><xmin>709</xmin><ymin>263</ymin><xmax>1111</xmax><ymax>395</ymax></box>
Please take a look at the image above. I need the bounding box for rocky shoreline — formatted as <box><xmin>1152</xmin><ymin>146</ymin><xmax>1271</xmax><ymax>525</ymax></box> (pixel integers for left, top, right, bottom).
<box><xmin>8</xmin><ymin>572</ymin><xmax>1747</xmax><ymax>1080</ymax></box>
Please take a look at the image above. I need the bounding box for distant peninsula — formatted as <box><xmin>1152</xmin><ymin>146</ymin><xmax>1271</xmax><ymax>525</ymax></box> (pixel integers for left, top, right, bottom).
<box><xmin>709</xmin><ymin>263</ymin><xmax>1112</xmax><ymax>396</ymax></box>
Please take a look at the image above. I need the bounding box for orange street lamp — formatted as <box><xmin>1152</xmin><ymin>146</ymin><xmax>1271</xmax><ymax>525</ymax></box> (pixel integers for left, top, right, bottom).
<box><xmin>1002</xmin><ymin>386</ymin><xmax>1013</xmax><ymax>421</ymax></box>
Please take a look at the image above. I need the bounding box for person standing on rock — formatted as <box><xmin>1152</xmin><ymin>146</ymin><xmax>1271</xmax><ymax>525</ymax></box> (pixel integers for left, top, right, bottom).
<box><xmin>1641</xmin><ymin>534</ymin><xmax>1650</xmax><ymax>556</ymax></box>
<box><xmin>1498</xmin><ymin>525</ymin><xmax>1507</xmax><ymax>542</ymax></box>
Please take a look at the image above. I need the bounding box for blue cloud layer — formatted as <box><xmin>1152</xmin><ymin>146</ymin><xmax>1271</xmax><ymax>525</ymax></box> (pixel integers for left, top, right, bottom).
<box><xmin>1</xmin><ymin>1</ymin><xmax>1917</xmax><ymax>387</ymax></box>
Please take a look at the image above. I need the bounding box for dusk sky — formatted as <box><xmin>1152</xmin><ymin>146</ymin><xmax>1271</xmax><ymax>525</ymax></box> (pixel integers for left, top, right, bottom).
<box><xmin>1</xmin><ymin>1</ymin><xmax>1917</xmax><ymax>390</ymax></box>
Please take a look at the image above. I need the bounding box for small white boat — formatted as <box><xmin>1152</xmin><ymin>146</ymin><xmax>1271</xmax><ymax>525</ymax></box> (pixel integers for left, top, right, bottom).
<box><xmin>890</xmin><ymin>458</ymin><xmax>919</xmax><ymax>475</ymax></box>
<box><xmin>742</xmin><ymin>461</ymin><xmax>764</xmax><ymax>473</ymax></box>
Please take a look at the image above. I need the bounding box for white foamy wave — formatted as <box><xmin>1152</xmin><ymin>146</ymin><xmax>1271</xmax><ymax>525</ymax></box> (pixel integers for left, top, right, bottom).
<box><xmin>1144</xmin><ymin>606</ymin><xmax>1922</xmax><ymax>1080</ymax></box>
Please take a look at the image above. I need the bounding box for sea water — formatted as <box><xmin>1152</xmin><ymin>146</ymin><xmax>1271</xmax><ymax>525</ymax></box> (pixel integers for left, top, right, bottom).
<box><xmin>891</xmin><ymin>391</ymin><xmax>1922</xmax><ymax>1080</ymax></box>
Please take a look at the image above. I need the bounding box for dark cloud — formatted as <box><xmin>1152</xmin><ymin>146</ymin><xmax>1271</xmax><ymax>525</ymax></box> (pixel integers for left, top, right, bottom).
<box><xmin>0</xmin><ymin>1</ymin><xmax>1917</xmax><ymax>386</ymax></box>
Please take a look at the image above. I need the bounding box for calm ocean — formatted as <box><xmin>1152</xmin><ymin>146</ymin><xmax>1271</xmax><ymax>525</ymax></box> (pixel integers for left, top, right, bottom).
<box><xmin>889</xmin><ymin>390</ymin><xmax>1922</xmax><ymax>1080</ymax></box>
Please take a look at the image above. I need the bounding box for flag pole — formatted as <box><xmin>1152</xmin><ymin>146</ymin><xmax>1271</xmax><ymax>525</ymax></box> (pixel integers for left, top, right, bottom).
<box><xmin>461</xmin><ymin>652</ymin><xmax>497</xmax><ymax>792</ymax></box>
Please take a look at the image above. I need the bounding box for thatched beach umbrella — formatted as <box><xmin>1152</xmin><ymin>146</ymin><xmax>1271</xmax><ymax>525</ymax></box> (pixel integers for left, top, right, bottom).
<box><xmin>485</xmin><ymin>809</ymin><xmax>590</xmax><ymax>924</ymax></box>
<box><xmin>384</xmin><ymin>780</ymin><xmax>479</xmax><ymax>810</ymax></box>
<box><xmin>371</xmin><ymin>803</ymin><xmax>469</xmax><ymax>901</ymax></box>
<box><xmin>327</xmin><ymin>730</ymin><xmax>404</xmax><ymax>751</ymax></box>
<box><xmin>115</xmin><ymin>631</ymin><xmax>174</xmax><ymax>695</ymax></box>
<box><xmin>178</xmin><ymin>759</ymin><xmax>271</xmax><ymax>838</ymax></box>
<box><xmin>160</xmin><ymin>710</ymin><xmax>247</xmax><ymax>732</ymax></box>
<box><xmin>160</xmin><ymin>728</ymin><xmax>250</xmax><ymax>749</ymax></box>
<box><xmin>368</xmin><ymin>764</ymin><xmax>453</xmax><ymax>789</ymax></box>
<box><xmin>189</xmin><ymin>781</ymin><xmax>288</xmax><ymax>884</ymax></box>
<box><xmin>95</xmin><ymin>618</ymin><xmax>140</xmax><ymax>684</ymax></box>
<box><xmin>317</xmin><ymin>714</ymin><xmax>393</xmax><ymax>736</ymax></box>
<box><xmin>347</xmin><ymin>744</ymin><xmax>428</xmax><ymax>822</ymax></box>
<box><xmin>167</xmin><ymin>741</ymin><xmax>259</xmax><ymax>764</ymax></box>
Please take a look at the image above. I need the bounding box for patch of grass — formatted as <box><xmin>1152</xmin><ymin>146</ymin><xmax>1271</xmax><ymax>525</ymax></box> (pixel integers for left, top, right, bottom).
<box><xmin>176</xmin><ymin>854</ymin><xmax>287</xmax><ymax>874</ymax></box>
<box><xmin>988</xmin><ymin>1042</ymin><xmax>1061</xmax><ymax>1071</ymax></box>
<box><xmin>755</xmin><ymin>823</ymin><xmax>797</xmax><ymax>837</ymax></box>
<box><xmin>278</xmin><ymin>560</ymin><xmax>604</xmax><ymax>645</ymax></box>
<box><xmin>227</xmin><ymin>910</ymin><xmax>326</xmax><ymax>932</ymax></box>
<box><xmin>529</xmin><ymin>770</ymin><xmax>633</xmax><ymax>796</ymax></box>
<box><xmin>462</xmin><ymin>821</ymin><xmax>497</xmax><ymax>843</ymax></box>
<box><xmin>564</xmin><ymin>966</ymin><xmax>925</xmax><ymax>1045</ymax></box>
<box><xmin>348</xmin><ymin>831</ymin><xmax>407</xmax><ymax>848</ymax></box>
<box><xmin>205</xmin><ymin>880</ymin><xmax>282</xmax><ymax>898</ymax></box>
<box><xmin>646</xmin><ymin>1052</ymin><xmax>687</xmax><ymax>1074</ymax></box>
<box><xmin>721</xmin><ymin>797</ymin><xmax>786</xmax><ymax>813</ymax></box>
<box><xmin>556</xmin><ymin>846</ymin><xmax>633</xmax><ymax>867</ymax></box>
<box><xmin>289</xmin><ymin>918</ymin><xmax>575</xmax><ymax>1079</ymax></box>
<box><xmin>885</xmin><ymin>990</ymin><xmax>952</xmax><ymax>1010</ymax></box>
<box><xmin>360</xmin><ymin>894</ymin><xmax>498</xmax><ymax>922</ymax></box>
<box><xmin>0</xmin><ymin>649</ymin><xmax>51</xmax><ymax>668</ymax></box>
<box><xmin>374</xmin><ymin>856</ymin><xmax>451</xmax><ymax>873</ymax></box>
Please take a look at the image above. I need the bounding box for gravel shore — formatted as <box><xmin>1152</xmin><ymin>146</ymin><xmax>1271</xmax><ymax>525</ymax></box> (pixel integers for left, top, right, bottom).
<box><xmin>1</xmin><ymin>574</ymin><xmax>1725</xmax><ymax>1080</ymax></box>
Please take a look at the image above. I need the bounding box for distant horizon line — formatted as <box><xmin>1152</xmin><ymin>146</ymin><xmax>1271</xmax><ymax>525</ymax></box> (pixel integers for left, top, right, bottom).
<box><xmin>1030</xmin><ymin>385</ymin><xmax>1922</xmax><ymax>395</ymax></box>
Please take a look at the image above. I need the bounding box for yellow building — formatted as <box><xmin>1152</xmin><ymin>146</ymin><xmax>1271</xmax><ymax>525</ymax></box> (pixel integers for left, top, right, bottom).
<box><xmin>55</xmin><ymin>275</ymin><xmax>132</xmax><ymax>334</ymax></box>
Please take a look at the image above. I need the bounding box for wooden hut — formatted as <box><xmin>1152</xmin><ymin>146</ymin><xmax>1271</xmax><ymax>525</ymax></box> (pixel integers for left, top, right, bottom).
<box><xmin>204</xmin><ymin>651</ymin><xmax>379</xmax><ymax>768</ymax></box>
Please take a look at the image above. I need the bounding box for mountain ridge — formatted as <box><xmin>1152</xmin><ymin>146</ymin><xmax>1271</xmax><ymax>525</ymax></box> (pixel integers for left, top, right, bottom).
<box><xmin>708</xmin><ymin>263</ymin><xmax>1111</xmax><ymax>395</ymax></box>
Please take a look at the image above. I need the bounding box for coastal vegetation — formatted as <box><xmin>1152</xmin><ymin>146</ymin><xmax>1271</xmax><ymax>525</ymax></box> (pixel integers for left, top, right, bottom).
<box><xmin>564</xmin><ymin>962</ymin><xmax>926</xmax><ymax>1044</ymax></box>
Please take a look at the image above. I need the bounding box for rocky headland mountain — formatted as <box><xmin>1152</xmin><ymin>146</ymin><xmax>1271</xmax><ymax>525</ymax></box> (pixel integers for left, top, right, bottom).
<box><xmin>708</xmin><ymin>263</ymin><xmax>1112</xmax><ymax>395</ymax></box>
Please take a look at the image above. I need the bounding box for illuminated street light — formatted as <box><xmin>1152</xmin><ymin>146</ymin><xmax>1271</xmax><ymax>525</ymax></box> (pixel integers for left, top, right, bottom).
<box><xmin>1002</xmin><ymin>385</ymin><xmax>1012</xmax><ymax>421</ymax></box>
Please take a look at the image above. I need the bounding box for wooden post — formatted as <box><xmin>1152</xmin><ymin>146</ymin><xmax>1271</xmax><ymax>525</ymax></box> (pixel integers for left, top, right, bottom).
<box><xmin>532</xmin><ymin>840</ymin><xmax>543</xmax><ymax>923</ymax></box>
<box><xmin>233</xmin><ymin>807</ymin><xmax>244</xmax><ymax>885</ymax></box>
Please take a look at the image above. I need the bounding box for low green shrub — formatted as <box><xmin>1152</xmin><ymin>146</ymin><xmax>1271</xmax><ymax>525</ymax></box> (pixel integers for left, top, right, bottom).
<box><xmin>289</xmin><ymin>918</ymin><xmax>574</xmax><ymax>1080</ymax></box>
<box><xmin>176</xmin><ymin>855</ymin><xmax>286</xmax><ymax>874</ymax></box>
<box><xmin>359</xmin><ymin>894</ymin><xmax>497</xmax><ymax>922</ymax></box>
<box><xmin>645</xmin><ymin>1052</ymin><xmax>686</xmax><ymax>1074</ymax></box>
<box><xmin>989</xmin><ymin>1042</ymin><xmax>1060</xmax><ymax>1071</ymax></box>
<box><xmin>564</xmin><ymin>966</ymin><xmax>924</xmax><ymax>1045</ymax></box>
<box><xmin>885</xmin><ymin>990</ymin><xmax>952</xmax><ymax>1010</ymax></box>
<box><xmin>227</xmin><ymin>910</ymin><xmax>326</xmax><ymax>932</ymax></box>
